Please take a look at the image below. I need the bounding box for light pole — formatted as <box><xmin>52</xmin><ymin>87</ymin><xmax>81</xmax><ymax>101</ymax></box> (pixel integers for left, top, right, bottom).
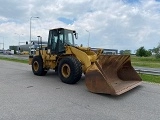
<box><xmin>0</xmin><ymin>36</ymin><xmax>4</xmax><ymax>51</ymax></box>
<box><xmin>30</xmin><ymin>16</ymin><xmax>39</xmax><ymax>43</ymax></box>
<box><xmin>86</xmin><ymin>30</ymin><xmax>90</xmax><ymax>47</ymax></box>
<box><xmin>15</xmin><ymin>33</ymin><xmax>23</xmax><ymax>54</ymax></box>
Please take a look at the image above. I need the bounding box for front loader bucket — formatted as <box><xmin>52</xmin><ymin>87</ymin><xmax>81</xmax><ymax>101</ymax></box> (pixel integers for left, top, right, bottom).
<box><xmin>85</xmin><ymin>55</ymin><xmax>142</xmax><ymax>95</ymax></box>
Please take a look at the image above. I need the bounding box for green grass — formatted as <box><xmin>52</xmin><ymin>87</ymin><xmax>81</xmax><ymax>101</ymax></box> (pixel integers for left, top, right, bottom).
<box><xmin>131</xmin><ymin>56</ymin><xmax>160</xmax><ymax>84</ymax></box>
<box><xmin>139</xmin><ymin>74</ymin><xmax>160</xmax><ymax>84</ymax></box>
<box><xmin>131</xmin><ymin>56</ymin><xmax>160</xmax><ymax>62</ymax></box>
<box><xmin>131</xmin><ymin>56</ymin><xmax>160</xmax><ymax>68</ymax></box>
<box><xmin>0</xmin><ymin>57</ymin><xmax>28</xmax><ymax>64</ymax></box>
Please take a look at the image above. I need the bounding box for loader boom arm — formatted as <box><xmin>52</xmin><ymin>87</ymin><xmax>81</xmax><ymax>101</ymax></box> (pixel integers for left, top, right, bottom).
<box><xmin>65</xmin><ymin>46</ymin><xmax>97</xmax><ymax>72</ymax></box>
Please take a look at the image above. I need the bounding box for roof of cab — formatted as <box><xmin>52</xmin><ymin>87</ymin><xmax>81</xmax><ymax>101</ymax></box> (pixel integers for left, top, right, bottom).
<box><xmin>49</xmin><ymin>28</ymin><xmax>75</xmax><ymax>32</ymax></box>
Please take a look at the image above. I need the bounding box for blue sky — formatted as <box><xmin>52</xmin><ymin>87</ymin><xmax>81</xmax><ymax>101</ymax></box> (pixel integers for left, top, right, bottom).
<box><xmin>0</xmin><ymin>0</ymin><xmax>160</xmax><ymax>53</ymax></box>
<box><xmin>123</xmin><ymin>0</ymin><xmax>140</xmax><ymax>4</ymax></box>
<box><xmin>58</xmin><ymin>17</ymin><xmax>75</xmax><ymax>25</ymax></box>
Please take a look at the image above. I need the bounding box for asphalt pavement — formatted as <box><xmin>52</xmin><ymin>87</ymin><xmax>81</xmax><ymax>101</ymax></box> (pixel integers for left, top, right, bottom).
<box><xmin>0</xmin><ymin>60</ymin><xmax>160</xmax><ymax>120</ymax></box>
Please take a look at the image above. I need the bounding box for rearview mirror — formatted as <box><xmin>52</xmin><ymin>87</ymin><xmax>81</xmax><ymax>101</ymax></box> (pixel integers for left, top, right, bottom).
<box><xmin>75</xmin><ymin>33</ymin><xmax>78</xmax><ymax>39</ymax></box>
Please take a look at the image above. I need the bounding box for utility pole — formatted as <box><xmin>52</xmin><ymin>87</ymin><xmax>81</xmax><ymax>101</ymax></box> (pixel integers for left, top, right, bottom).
<box><xmin>30</xmin><ymin>16</ymin><xmax>39</xmax><ymax>43</ymax></box>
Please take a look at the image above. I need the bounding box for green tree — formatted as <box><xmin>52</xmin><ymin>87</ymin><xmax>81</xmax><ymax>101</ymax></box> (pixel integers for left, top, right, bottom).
<box><xmin>119</xmin><ymin>50</ymin><xmax>124</xmax><ymax>55</ymax></box>
<box><xmin>153</xmin><ymin>43</ymin><xmax>160</xmax><ymax>58</ymax></box>
<box><xmin>136</xmin><ymin>46</ymin><xmax>151</xmax><ymax>57</ymax></box>
<box><xmin>146</xmin><ymin>50</ymin><xmax>152</xmax><ymax>57</ymax></box>
<box><xmin>119</xmin><ymin>50</ymin><xmax>131</xmax><ymax>55</ymax></box>
<box><xmin>123</xmin><ymin>50</ymin><xmax>131</xmax><ymax>55</ymax></box>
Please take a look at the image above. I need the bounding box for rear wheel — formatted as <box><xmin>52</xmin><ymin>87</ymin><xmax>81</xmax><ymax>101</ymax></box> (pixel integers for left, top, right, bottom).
<box><xmin>32</xmin><ymin>56</ymin><xmax>47</xmax><ymax>76</ymax></box>
<box><xmin>58</xmin><ymin>56</ymin><xmax>82</xmax><ymax>84</ymax></box>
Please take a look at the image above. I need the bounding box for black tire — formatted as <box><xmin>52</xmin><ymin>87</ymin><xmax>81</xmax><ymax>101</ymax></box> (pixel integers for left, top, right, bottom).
<box><xmin>32</xmin><ymin>56</ymin><xmax>47</xmax><ymax>76</ymax></box>
<box><xmin>58</xmin><ymin>56</ymin><xmax>82</xmax><ymax>84</ymax></box>
<box><xmin>54</xmin><ymin>67</ymin><xmax>58</xmax><ymax>74</ymax></box>
<box><xmin>42</xmin><ymin>70</ymin><xmax>47</xmax><ymax>76</ymax></box>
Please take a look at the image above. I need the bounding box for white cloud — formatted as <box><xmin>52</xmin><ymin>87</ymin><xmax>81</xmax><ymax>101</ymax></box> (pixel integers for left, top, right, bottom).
<box><xmin>0</xmin><ymin>0</ymin><xmax>160</xmax><ymax>52</ymax></box>
<box><xmin>0</xmin><ymin>16</ymin><xmax>8</xmax><ymax>22</ymax></box>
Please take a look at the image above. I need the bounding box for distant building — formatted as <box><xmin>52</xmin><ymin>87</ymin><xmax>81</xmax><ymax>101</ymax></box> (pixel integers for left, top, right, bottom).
<box><xmin>9</xmin><ymin>40</ymin><xmax>48</xmax><ymax>54</ymax></box>
<box><xmin>91</xmin><ymin>48</ymin><xmax>118</xmax><ymax>55</ymax></box>
<box><xmin>9</xmin><ymin>45</ymin><xmax>31</xmax><ymax>51</ymax></box>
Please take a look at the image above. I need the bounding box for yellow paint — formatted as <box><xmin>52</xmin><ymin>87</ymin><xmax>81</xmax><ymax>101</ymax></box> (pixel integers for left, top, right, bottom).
<box><xmin>29</xmin><ymin>45</ymin><xmax>99</xmax><ymax>72</ymax></box>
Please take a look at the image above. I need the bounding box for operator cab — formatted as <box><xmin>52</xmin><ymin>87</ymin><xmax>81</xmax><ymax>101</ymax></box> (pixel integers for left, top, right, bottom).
<box><xmin>47</xmin><ymin>28</ymin><xmax>77</xmax><ymax>54</ymax></box>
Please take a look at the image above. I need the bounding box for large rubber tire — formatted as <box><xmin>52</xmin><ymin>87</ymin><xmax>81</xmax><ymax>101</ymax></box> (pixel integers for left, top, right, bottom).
<box><xmin>32</xmin><ymin>56</ymin><xmax>47</xmax><ymax>76</ymax></box>
<box><xmin>58</xmin><ymin>56</ymin><xmax>82</xmax><ymax>84</ymax></box>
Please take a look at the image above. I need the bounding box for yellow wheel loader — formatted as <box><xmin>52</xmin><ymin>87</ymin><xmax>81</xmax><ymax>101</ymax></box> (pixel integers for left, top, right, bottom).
<box><xmin>29</xmin><ymin>28</ymin><xmax>142</xmax><ymax>95</ymax></box>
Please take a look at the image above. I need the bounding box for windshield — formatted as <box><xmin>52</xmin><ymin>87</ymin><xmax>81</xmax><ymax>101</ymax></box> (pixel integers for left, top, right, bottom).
<box><xmin>64</xmin><ymin>30</ymin><xmax>74</xmax><ymax>46</ymax></box>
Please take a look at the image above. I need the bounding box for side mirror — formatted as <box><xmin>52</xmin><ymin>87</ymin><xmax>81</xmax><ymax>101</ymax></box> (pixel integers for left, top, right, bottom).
<box><xmin>75</xmin><ymin>33</ymin><xmax>78</xmax><ymax>39</ymax></box>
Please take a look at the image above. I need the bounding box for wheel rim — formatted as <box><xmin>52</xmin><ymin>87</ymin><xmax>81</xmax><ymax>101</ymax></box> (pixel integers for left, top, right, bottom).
<box><xmin>61</xmin><ymin>64</ymin><xmax>71</xmax><ymax>78</ymax></box>
<box><xmin>33</xmin><ymin>61</ymin><xmax>39</xmax><ymax>72</ymax></box>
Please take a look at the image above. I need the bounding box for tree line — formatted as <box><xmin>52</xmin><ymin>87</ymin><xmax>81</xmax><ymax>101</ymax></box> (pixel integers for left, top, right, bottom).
<box><xmin>120</xmin><ymin>43</ymin><xmax>160</xmax><ymax>58</ymax></box>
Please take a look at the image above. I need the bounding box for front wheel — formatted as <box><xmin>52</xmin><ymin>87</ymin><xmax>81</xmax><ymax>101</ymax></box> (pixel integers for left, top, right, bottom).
<box><xmin>32</xmin><ymin>56</ymin><xmax>47</xmax><ymax>76</ymax></box>
<box><xmin>58</xmin><ymin>56</ymin><xmax>82</xmax><ymax>84</ymax></box>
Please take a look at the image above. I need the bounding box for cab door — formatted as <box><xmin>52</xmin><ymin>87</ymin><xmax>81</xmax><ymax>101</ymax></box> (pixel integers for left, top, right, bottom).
<box><xmin>48</xmin><ymin>29</ymin><xmax>65</xmax><ymax>54</ymax></box>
